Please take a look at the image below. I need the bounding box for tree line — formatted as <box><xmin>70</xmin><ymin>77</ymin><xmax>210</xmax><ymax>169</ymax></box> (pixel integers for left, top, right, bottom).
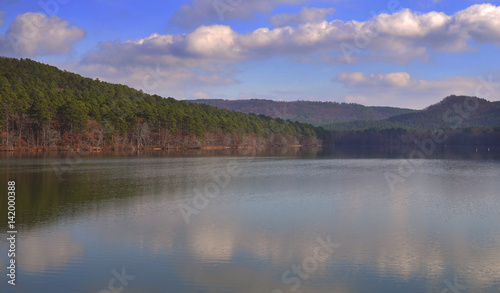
<box><xmin>0</xmin><ymin>57</ymin><xmax>327</xmax><ymax>151</ymax></box>
<box><xmin>331</xmin><ymin>127</ymin><xmax>500</xmax><ymax>146</ymax></box>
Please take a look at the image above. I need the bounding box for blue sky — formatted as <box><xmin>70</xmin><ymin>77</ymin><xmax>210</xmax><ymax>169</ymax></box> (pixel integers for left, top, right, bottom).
<box><xmin>0</xmin><ymin>0</ymin><xmax>499</xmax><ymax>109</ymax></box>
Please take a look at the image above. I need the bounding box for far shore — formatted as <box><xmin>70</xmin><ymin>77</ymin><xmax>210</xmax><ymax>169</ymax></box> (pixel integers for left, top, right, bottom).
<box><xmin>0</xmin><ymin>144</ymin><xmax>321</xmax><ymax>153</ymax></box>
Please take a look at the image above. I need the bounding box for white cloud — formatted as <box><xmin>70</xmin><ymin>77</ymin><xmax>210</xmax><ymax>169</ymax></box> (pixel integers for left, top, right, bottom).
<box><xmin>185</xmin><ymin>25</ymin><xmax>242</xmax><ymax>59</ymax></box>
<box><xmin>337</xmin><ymin>72</ymin><xmax>411</xmax><ymax>88</ymax></box>
<box><xmin>193</xmin><ymin>4</ymin><xmax>500</xmax><ymax>62</ymax></box>
<box><xmin>77</xmin><ymin>4</ymin><xmax>500</xmax><ymax>100</ymax></box>
<box><xmin>170</xmin><ymin>0</ymin><xmax>305</xmax><ymax>28</ymax></box>
<box><xmin>82</xmin><ymin>25</ymin><xmax>244</xmax><ymax>67</ymax></box>
<box><xmin>453</xmin><ymin>3</ymin><xmax>500</xmax><ymax>44</ymax></box>
<box><xmin>79</xmin><ymin>25</ymin><xmax>242</xmax><ymax>95</ymax></box>
<box><xmin>335</xmin><ymin>71</ymin><xmax>499</xmax><ymax>109</ymax></box>
<box><xmin>270</xmin><ymin>7</ymin><xmax>335</xmax><ymax>27</ymax></box>
<box><xmin>83</xmin><ymin>4</ymin><xmax>500</xmax><ymax>68</ymax></box>
<box><xmin>191</xmin><ymin>91</ymin><xmax>213</xmax><ymax>99</ymax></box>
<box><xmin>0</xmin><ymin>12</ymin><xmax>85</xmax><ymax>57</ymax></box>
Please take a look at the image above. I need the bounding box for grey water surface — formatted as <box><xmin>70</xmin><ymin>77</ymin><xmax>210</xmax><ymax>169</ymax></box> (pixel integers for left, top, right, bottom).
<box><xmin>1</xmin><ymin>147</ymin><xmax>499</xmax><ymax>293</ymax></box>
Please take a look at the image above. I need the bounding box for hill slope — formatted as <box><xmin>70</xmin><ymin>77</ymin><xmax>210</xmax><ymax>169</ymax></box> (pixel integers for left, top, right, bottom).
<box><xmin>190</xmin><ymin>99</ymin><xmax>416</xmax><ymax>126</ymax></box>
<box><xmin>0</xmin><ymin>57</ymin><xmax>325</xmax><ymax>150</ymax></box>
<box><xmin>388</xmin><ymin>95</ymin><xmax>500</xmax><ymax>128</ymax></box>
<box><xmin>326</xmin><ymin>95</ymin><xmax>500</xmax><ymax>130</ymax></box>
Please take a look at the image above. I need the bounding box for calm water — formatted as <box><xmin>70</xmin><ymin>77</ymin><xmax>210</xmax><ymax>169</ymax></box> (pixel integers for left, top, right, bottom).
<box><xmin>1</xmin><ymin>147</ymin><xmax>500</xmax><ymax>293</ymax></box>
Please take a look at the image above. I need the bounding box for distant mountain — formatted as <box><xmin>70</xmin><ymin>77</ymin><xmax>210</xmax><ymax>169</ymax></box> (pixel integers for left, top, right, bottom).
<box><xmin>190</xmin><ymin>99</ymin><xmax>417</xmax><ymax>126</ymax></box>
<box><xmin>191</xmin><ymin>96</ymin><xmax>500</xmax><ymax>132</ymax></box>
<box><xmin>389</xmin><ymin>95</ymin><xmax>500</xmax><ymax>128</ymax></box>
<box><xmin>327</xmin><ymin>95</ymin><xmax>500</xmax><ymax>130</ymax></box>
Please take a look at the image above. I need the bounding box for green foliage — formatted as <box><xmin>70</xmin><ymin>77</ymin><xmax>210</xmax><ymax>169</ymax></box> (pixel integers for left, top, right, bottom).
<box><xmin>58</xmin><ymin>99</ymin><xmax>89</xmax><ymax>131</ymax></box>
<box><xmin>325</xmin><ymin>95</ymin><xmax>500</xmax><ymax>132</ymax></box>
<box><xmin>29</xmin><ymin>90</ymin><xmax>52</xmax><ymax>127</ymax></box>
<box><xmin>0</xmin><ymin>57</ymin><xmax>324</xmax><ymax>145</ymax></box>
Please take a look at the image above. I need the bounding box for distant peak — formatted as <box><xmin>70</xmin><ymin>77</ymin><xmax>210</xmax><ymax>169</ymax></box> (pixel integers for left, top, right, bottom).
<box><xmin>424</xmin><ymin>95</ymin><xmax>495</xmax><ymax>112</ymax></box>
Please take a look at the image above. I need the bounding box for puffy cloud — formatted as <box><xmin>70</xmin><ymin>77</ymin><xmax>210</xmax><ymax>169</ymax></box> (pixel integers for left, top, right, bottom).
<box><xmin>78</xmin><ymin>4</ymin><xmax>500</xmax><ymax>99</ymax></box>
<box><xmin>82</xmin><ymin>25</ymin><xmax>244</xmax><ymax>67</ymax></box>
<box><xmin>335</xmin><ymin>71</ymin><xmax>499</xmax><ymax>108</ymax></box>
<box><xmin>337</xmin><ymin>72</ymin><xmax>411</xmax><ymax>88</ymax></box>
<box><xmin>0</xmin><ymin>12</ymin><xmax>85</xmax><ymax>57</ymax></box>
<box><xmin>100</xmin><ymin>4</ymin><xmax>500</xmax><ymax>67</ymax></box>
<box><xmin>257</xmin><ymin>4</ymin><xmax>500</xmax><ymax>62</ymax></box>
<box><xmin>453</xmin><ymin>3</ymin><xmax>500</xmax><ymax>44</ymax></box>
<box><xmin>270</xmin><ymin>7</ymin><xmax>335</xmax><ymax>27</ymax></box>
<box><xmin>0</xmin><ymin>11</ymin><xmax>5</xmax><ymax>26</ymax></box>
<box><xmin>79</xmin><ymin>25</ymin><xmax>242</xmax><ymax>95</ymax></box>
<box><xmin>170</xmin><ymin>0</ymin><xmax>304</xmax><ymax>29</ymax></box>
<box><xmin>185</xmin><ymin>25</ymin><xmax>242</xmax><ymax>59</ymax></box>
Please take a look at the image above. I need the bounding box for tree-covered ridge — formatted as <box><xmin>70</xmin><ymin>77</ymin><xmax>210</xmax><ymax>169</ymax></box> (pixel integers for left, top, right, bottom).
<box><xmin>0</xmin><ymin>57</ymin><xmax>325</xmax><ymax>150</ymax></box>
<box><xmin>326</xmin><ymin>95</ymin><xmax>500</xmax><ymax>131</ymax></box>
<box><xmin>192</xmin><ymin>96</ymin><xmax>500</xmax><ymax>132</ymax></box>
<box><xmin>190</xmin><ymin>99</ymin><xmax>417</xmax><ymax>126</ymax></box>
<box><xmin>323</xmin><ymin>95</ymin><xmax>500</xmax><ymax>146</ymax></box>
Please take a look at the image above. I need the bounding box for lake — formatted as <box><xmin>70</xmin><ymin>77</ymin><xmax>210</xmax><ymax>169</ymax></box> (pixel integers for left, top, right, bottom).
<box><xmin>1</xmin><ymin>147</ymin><xmax>500</xmax><ymax>293</ymax></box>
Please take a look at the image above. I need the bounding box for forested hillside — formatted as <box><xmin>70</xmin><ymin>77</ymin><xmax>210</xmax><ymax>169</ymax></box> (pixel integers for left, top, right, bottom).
<box><xmin>326</xmin><ymin>95</ymin><xmax>500</xmax><ymax>131</ymax></box>
<box><xmin>190</xmin><ymin>99</ymin><xmax>416</xmax><ymax>126</ymax></box>
<box><xmin>0</xmin><ymin>57</ymin><xmax>326</xmax><ymax>151</ymax></box>
<box><xmin>327</xmin><ymin>96</ymin><xmax>500</xmax><ymax>146</ymax></box>
<box><xmin>1</xmin><ymin>57</ymin><xmax>498</xmax><ymax>150</ymax></box>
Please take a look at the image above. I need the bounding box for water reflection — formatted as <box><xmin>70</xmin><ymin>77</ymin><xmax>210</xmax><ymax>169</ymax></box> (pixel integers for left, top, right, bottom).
<box><xmin>19</xmin><ymin>233</ymin><xmax>84</xmax><ymax>273</ymax></box>
<box><xmin>0</xmin><ymin>150</ymin><xmax>499</xmax><ymax>292</ymax></box>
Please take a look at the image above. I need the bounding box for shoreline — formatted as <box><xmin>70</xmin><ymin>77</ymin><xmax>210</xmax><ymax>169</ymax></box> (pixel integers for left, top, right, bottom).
<box><xmin>0</xmin><ymin>144</ymin><xmax>321</xmax><ymax>153</ymax></box>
